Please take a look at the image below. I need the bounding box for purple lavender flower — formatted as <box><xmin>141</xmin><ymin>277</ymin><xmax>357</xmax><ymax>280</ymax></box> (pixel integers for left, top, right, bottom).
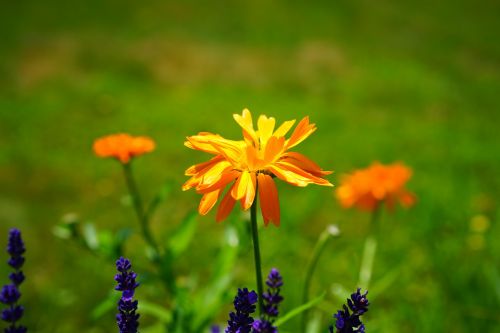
<box><xmin>1</xmin><ymin>229</ymin><xmax>27</xmax><ymax>333</ymax></box>
<box><xmin>211</xmin><ymin>325</ymin><xmax>221</xmax><ymax>333</ymax></box>
<box><xmin>252</xmin><ymin>319</ymin><xmax>277</xmax><ymax>333</ymax></box>
<box><xmin>329</xmin><ymin>289</ymin><xmax>369</xmax><ymax>333</ymax></box>
<box><xmin>115</xmin><ymin>257</ymin><xmax>140</xmax><ymax>333</ymax></box>
<box><xmin>251</xmin><ymin>268</ymin><xmax>283</xmax><ymax>333</ymax></box>
<box><xmin>6</xmin><ymin>230</ymin><xmax>25</xmax><ymax>272</ymax></box>
<box><xmin>262</xmin><ymin>268</ymin><xmax>283</xmax><ymax>319</ymax></box>
<box><xmin>225</xmin><ymin>288</ymin><xmax>258</xmax><ymax>333</ymax></box>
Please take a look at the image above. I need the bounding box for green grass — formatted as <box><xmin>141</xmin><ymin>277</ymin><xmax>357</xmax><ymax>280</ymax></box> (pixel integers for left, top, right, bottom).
<box><xmin>0</xmin><ymin>0</ymin><xmax>499</xmax><ymax>331</ymax></box>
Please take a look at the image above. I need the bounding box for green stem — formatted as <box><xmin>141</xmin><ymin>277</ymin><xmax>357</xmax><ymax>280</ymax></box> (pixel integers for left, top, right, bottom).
<box><xmin>300</xmin><ymin>225</ymin><xmax>339</xmax><ymax>332</ymax></box>
<box><xmin>250</xmin><ymin>192</ymin><xmax>265</xmax><ymax>317</ymax></box>
<box><xmin>358</xmin><ymin>204</ymin><xmax>382</xmax><ymax>289</ymax></box>
<box><xmin>122</xmin><ymin>162</ymin><xmax>160</xmax><ymax>257</ymax></box>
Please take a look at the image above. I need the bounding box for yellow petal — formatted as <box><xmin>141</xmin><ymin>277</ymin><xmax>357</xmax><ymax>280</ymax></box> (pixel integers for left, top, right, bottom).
<box><xmin>233</xmin><ymin>109</ymin><xmax>258</xmax><ymax>145</ymax></box>
<box><xmin>273</xmin><ymin>119</ymin><xmax>296</xmax><ymax>138</ymax></box>
<box><xmin>231</xmin><ymin>170</ymin><xmax>255</xmax><ymax>203</ymax></box>
<box><xmin>257</xmin><ymin>115</ymin><xmax>275</xmax><ymax>148</ymax></box>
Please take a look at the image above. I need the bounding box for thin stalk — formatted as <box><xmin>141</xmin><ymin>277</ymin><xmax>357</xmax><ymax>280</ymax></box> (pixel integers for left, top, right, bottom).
<box><xmin>122</xmin><ymin>162</ymin><xmax>160</xmax><ymax>257</ymax></box>
<box><xmin>358</xmin><ymin>203</ymin><xmax>382</xmax><ymax>289</ymax></box>
<box><xmin>300</xmin><ymin>225</ymin><xmax>339</xmax><ymax>332</ymax></box>
<box><xmin>250</xmin><ymin>192</ymin><xmax>265</xmax><ymax>316</ymax></box>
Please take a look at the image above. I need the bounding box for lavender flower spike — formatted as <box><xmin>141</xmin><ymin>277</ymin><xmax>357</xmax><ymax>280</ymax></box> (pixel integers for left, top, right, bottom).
<box><xmin>225</xmin><ymin>288</ymin><xmax>258</xmax><ymax>333</ymax></box>
<box><xmin>252</xmin><ymin>268</ymin><xmax>283</xmax><ymax>333</ymax></box>
<box><xmin>329</xmin><ymin>288</ymin><xmax>369</xmax><ymax>333</ymax></box>
<box><xmin>1</xmin><ymin>229</ymin><xmax>27</xmax><ymax>333</ymax></box>
<box><xmin>115</xmin><ymin>257</ymin><xmax>140</xmax><ymax>333</ymax></box>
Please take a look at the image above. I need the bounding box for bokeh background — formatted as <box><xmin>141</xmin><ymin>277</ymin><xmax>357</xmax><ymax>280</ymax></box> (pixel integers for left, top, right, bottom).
<box><xmin>1</xmin><ymin>0</ymin><xmax>499</xmax><ymax>332</ymax></box>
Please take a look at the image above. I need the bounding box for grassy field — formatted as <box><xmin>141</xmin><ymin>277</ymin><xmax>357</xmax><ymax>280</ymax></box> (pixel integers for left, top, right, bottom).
<box><xmin>0</xmin><ymin>0</ymin><xmax>499</xmax><ymax>332</ymax></box>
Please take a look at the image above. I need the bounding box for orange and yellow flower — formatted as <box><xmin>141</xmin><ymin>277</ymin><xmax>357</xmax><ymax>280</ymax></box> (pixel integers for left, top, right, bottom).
<box><xmin>336</xmin><ymin>162</ymin><xmax>416</xmax><ymax>212</ymax></box>
<box><xmin>184</xmin><ymin>109</ymin><xmax>333</xmax><ymax>226</ymax></box>
<box><xmin>93</xmin><ymin>133</ymin><xmax>155</xmax><ymax>164</ymax></box>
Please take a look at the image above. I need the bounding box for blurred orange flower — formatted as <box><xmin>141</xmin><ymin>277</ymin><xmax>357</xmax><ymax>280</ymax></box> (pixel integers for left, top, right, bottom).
<box><xmin>184</xmin><ymin>109</ymin><xmax>333</xmax><ymax>226</ymax></box>
<box><xmin>336</xmin><ymin>162</ymin><xmax>416</xmax><ymax>211</ymax></box>
<box><xmin>93</xmin><ymin>133</ymin><xmax>155</xmax><ymax>164</ymax></box>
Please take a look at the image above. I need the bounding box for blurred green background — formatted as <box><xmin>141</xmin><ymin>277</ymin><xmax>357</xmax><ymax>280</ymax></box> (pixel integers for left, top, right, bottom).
<box><xmin>0</xmin><ymin>0</ymin><xmax>499</xmax><ymax>332</ymax></box>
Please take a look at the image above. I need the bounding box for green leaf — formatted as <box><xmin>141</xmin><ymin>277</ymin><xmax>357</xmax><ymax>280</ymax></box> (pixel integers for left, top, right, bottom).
<box><xmin>274</xmin><ymin>292</ymin><xmax>326</xmax><ymax>327</ymax></box>
<box><xmin>167</xmin><ymin>212</ymin><xmax>198</xmax><ymax>259</ymax></box>
<box><xmin>358</xmin><ymin>236</ymin><xmax>377</xmax><ymax>289</ymax></box>
<box><xmin>139</xmin><ymin>300</ymin><xmax>172</xmax><ymax>323</ymax></box>
<box><xmin>191</xmin><ymin>226</ymin><xmax>240</xmax><ymax>330</ymax></box>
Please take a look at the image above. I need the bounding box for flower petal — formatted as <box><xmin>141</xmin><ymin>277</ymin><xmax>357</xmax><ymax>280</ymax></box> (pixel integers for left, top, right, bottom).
<box><xmin>286</xmin><ymin>117</ymin><xmax>317</xmax><ymax>149</ymax></box>
<box><xmin>273</xmin><ymin>119</ymin><xmax>296</xmax><ymax>138</ymax></box>
<box><xmin>233</xmin><ymin>109</ymin><xmax>258</xmax><ymax>145</ymax></box>
<box><xmin>270</xmin><ymin>161</ymin><xmax>333</xmax><ymax>187</ymax></box>
<box><xmin>198</xmin><ymin>189</ymin><xmax>220</xmax><ymax>215</ymax></box>
<box><xmin>185</xmin><ymin>132</ymin><xmax>223</xmax><ymax>155</ymax></box>
<box><xmin>197</xmin><ymin>170</ymin><xmax>240</xmax><ymax>194</ymax></box>
<box><xmin>185</xmin><ymin>155</ymin><xmax>224</xmax><ymax>176</ymax></box>
<box><xmin>281</xmin><ymin>152</ymin><xmax>332</xmax><ymax>176</ymax></box>
<box><xmin>231</xmin><ymin>171</ymin><xmax>256</xmax><ymax>210</ymax></box>
<box><xmin>263</xmin><ymin>136</ymin><xmax>286</xmax><ymax>166</ymax></box>
<box><xmin>216</xmin><ymin>189</ymin><xmax>237</xmax><ymax>222</ymax></box>
<box><xmin>258</xmin><ymin>174</ymin><xmax>280</xmax><ymax>226</ymax></box>
<box><xmin>240</xmin><ymin>172</ymin><xmax>256</xmax><ymax>210</ymax></box>
<box><xmin>257</xmin><ymin>115</ymin><xmax>276</xmax><ymax>148</ymax></box>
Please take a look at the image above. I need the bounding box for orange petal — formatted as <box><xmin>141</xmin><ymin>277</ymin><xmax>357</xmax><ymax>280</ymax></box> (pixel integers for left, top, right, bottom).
<box><xmin>286</xmin><ymin>117</ymin><xmax>317</xmax><ymax>149</ymax></box>
<box><xmin>270</xmin><ymin>161</ymin><xmax>333</xmax><ymax>187</ymax></box>
<box><xmin>211</xmin><ymin>139</ymin><xmax>245</xmax><ymax>166</ymax></box>
<box><xmin>197</xmin><ymin>170</ymin><xmax>240</xmax><ymax>194</ymax></box>
<box><xmin>263</xmin><ymin>136</ymin><xmax>286</xmax><ymax>166</ymax></box>
<box><xmin>185</xmin><ymin>133</ymin><xmax>223</xmax><ymax>155</ymax></box>
<box><xmin>281</xmin><ymin>152</ymin><xmax>332</xmax><ymax>177</ymax></box>
<box><xmin>198</xmin><ymin>160</ymin><xmax>232</xmax><ymax>187</ymax></box>
<box><xmin>185</xmin><ymin>155</ymin><xmax>224</xmax><ymax>176</ymax></box>
<box><xmin>198</xmin><ymin>189</ymin><xmax>220</xmax><ymax>215</ymax></box>
<box><xmin>258</xmin><ymin>174</ymin><xmax>280</xmax><ymax>226</ymax></box>
<box><xmin>216</xmin><ymin>189</ymin><xmax>237</xmax><ymax>222</ymax></box>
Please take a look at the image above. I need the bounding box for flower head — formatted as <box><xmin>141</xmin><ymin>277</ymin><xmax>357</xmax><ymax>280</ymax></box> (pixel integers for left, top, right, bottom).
<box><xmin>252</xmin><ymin>319</ymin><xmax>277</xmax><ymax>333</ymax></box>
<box><xmin>184</xmin><ymin>109</ymin><xmax>333</xmax><ymax>226</ymax></box>
<box><xmin>262</xmin><ymin>268</ymin><xmax>283</xmax><ymax>319</ymax></box>
<box><xmin>115</xmin><ymin>257</ymin><xmax>140</xmax><ymax>333</ymax></box>
<box><xmin>225</xmin><ymin>288</ymin><xmax>258</xmax><ymax>333</ymax></box>
<box><xmin>329</xmin><ymin>289</ymin><xmax>369</xmax><ymax>333</ymax></box>
<box><xmin>336</xmin><ymin>162</ymin><xmax>415</xmax><ymax>212</ymax></box>
<box><xmin>93</xmin><ymin>133</ymin><xmax>155</xmax><ymax>164</ymax></box>
<box><xmin>1</xmin><ymin>229</ymin><xmax>27</xmax><ymax>333</ymax></box>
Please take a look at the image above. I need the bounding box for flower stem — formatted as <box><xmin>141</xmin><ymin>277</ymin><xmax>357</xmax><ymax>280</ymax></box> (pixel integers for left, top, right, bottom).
<box><xmin>300</xmin><ymin>225</ymin><xmax>339</xmax><ymax>332</ymax></box>
<box><xmin>358</xmin><ymin>204</ymin><xmax>382</xmax><ymax>289</ymax></box>
<box><xmin>122</xmin><ymin>162</ymin><xmax>160</xmax><ymax>257</ymax></box>
<box><xmin>250</xmin><ymin>193</ymin><xmax>265</xmax><ymax>316</ymax></box>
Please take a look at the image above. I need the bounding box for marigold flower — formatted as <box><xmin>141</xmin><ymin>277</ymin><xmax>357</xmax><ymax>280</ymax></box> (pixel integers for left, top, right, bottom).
<box><xmin>336</xmin><ymin>162</ymin><xmax>416</xmax><ymax>211</ymax></box>
<box><xmin>184</xmin><ymin>109</ymin><xmax>333</xmax><ymax>226</ymax></box>
<box><xmin>93</xmin><ymin>133</ymin><xmax>155</xmax><ymax>164</ymax></box>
